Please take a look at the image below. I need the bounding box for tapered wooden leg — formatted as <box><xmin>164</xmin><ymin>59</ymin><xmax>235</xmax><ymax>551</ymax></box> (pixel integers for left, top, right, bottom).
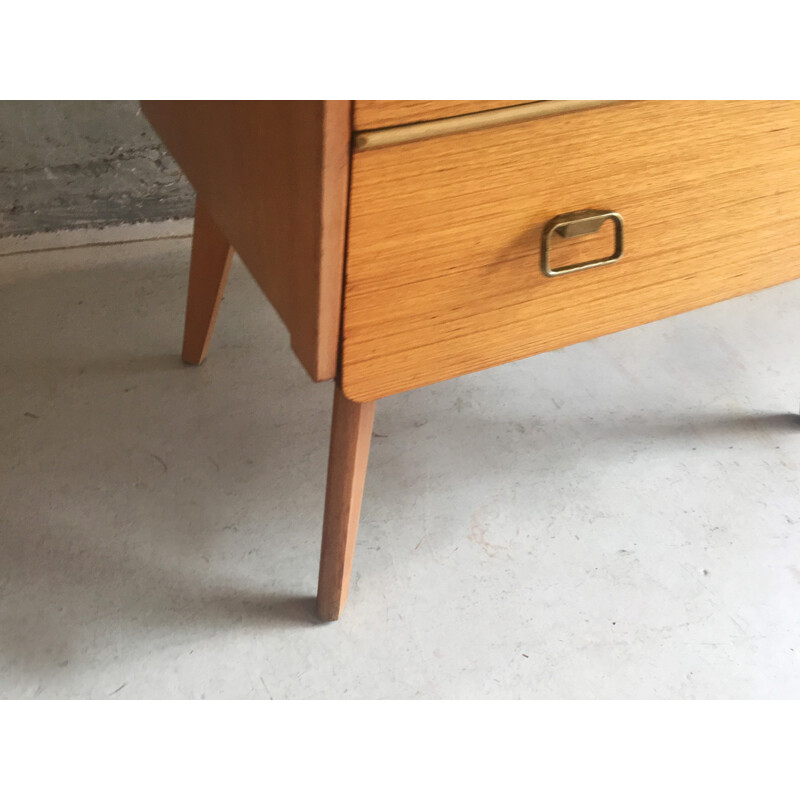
<box><xmin>181</xmin><ymin>198</ymin><xmax>235</xmax><ymax>365</ymax></box>
<box><xmin>317</xmin><ymin>384</ymin><xmax>376</xmax><ymax>621</ymax></box>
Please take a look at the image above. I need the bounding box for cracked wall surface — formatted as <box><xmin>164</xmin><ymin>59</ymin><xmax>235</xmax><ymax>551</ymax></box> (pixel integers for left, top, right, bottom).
<box><xmin>0</xmin><ymin>101</ymin><xmax>195</xmax><ymax>237</ymax></box>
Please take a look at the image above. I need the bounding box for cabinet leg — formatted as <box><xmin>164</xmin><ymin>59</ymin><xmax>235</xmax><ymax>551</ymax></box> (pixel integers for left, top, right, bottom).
<box><xmin>317</xmin><ymin>384</ymin><xmax>376</xmax><ymax>621</ymax></box>
<box><xmin>182</xmin><ymin>198</ymin><xmax>234</xmax><ymax>365</ymax></box>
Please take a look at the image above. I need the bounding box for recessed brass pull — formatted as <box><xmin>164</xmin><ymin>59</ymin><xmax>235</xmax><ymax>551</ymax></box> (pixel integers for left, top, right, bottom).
<box><xmin>541</xmin><ymin>209</ymin><xmax>624</xmax><ymax>277</ymax></box>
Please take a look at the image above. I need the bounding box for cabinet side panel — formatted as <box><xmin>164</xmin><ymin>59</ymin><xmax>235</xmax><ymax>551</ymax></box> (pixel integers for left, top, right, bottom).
<box><xmin>141</xmin><ymin>100</ymin><xmax>350</xmax><ymax>381</ymax></box>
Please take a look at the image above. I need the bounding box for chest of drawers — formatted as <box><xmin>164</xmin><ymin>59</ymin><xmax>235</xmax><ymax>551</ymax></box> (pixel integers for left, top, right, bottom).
<box><xmin>141</xmin><ymin>100</ymin><xmax>800</xmax><ymax>619</ymax></box>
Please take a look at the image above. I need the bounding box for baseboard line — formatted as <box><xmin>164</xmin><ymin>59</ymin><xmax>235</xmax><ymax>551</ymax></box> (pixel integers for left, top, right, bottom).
<box><xmin>0</xmin><ymin>218</ymin><xmax>194</xmax><ymax>258</ymax></box>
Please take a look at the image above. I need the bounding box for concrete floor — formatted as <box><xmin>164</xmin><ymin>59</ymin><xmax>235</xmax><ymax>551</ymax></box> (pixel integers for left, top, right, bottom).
<box><xmin>2</xmin><ymin>233</ymin><xmax>800</xmax><ymax>699</ymax></box>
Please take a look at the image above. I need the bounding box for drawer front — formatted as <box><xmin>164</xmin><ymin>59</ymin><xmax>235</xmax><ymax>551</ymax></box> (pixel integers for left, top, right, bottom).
<box><xmin>341</xmin><ymin>101</ymin><xmax>800</xmax><ymax>402</ymax></box>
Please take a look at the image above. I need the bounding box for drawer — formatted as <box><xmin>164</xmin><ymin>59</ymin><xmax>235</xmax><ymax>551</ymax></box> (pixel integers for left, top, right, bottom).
<box><xmin>341</xmin><ymin>100</ymin><xmax>800</xmax><ymax>402</ymax></box>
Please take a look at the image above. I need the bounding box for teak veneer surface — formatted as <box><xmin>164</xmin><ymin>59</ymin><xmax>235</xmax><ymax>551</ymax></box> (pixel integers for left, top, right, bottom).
<box><xmin>341</xmin><ymin>100</ymin><xmax>800</xmax><ymax>402</ymax></box>
<box><xmin>140</xmin><ymin>100</ymin><xmax>350</xmax><ymax>381</ymax></box>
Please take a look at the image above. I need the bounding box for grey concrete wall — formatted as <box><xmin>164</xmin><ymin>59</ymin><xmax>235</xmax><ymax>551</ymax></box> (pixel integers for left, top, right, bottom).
<box><xmin>0</xmin><ymin>101</ymin><xmax>195</xmax><ymax>237</ymax></box>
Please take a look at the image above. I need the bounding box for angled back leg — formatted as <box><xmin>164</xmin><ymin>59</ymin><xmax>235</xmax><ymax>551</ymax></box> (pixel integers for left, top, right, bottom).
<box><xmin>182</xmin><ymin>198</ymin><xmax>235</xmax><ymax>365</ymax></box>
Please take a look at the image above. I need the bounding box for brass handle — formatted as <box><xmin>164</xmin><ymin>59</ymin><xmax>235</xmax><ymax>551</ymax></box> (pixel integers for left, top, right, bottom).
<box><xmin>541</xmin><ymin>209</ymin><xmax>624</xmax><ymax>277</ymax></box>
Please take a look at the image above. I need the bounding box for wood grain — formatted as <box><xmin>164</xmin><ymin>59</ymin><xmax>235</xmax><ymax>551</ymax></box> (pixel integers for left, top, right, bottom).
<box><xmin>354</xmin><ymin>100</ymin><xmax>529</xmax><ymax>130</ymax></box>
<box><xmin>317</xmin><ymin>384</ymin><xmax>376</xmax><ymax>621</ymax></box>
<box><xmin>342</xmin><ymin>101</ymin><xmax>800</xmax><ymax>402</ymax></box>
<box><xmin>181</xmin><ymin>198</ymin><xmax>235</xmax><ymax>365</ymax></box>
<box><xmin>140</xmin><ymin>101</ymin><xmax>351</xmax><ymax>382</ymax></box>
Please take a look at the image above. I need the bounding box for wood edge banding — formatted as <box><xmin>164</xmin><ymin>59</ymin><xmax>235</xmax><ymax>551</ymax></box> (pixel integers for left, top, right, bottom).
<box><xmin>315</xmin><ymin>99</ymin><xmax>353</xmax><ymax>381</ymax></box>
<box><xmin>353</xmin><ymin>100</ymin><xmax>628</xmax><ymax>152</ymax></box>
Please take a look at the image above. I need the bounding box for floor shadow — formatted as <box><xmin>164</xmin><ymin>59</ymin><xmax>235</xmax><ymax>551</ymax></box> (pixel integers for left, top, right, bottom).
<box><xmin>2</xmin><ymin>252</ymin><xmax>798</xmax><ymax>687</ymax></box>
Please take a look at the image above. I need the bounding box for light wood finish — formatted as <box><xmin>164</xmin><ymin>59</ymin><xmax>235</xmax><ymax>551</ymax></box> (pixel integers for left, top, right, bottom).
<box><xmin>354</xmin><ymin>100</ymin><xmax>529</xmax><ymax>130</ymax></box>
<box><xmin>140</xmin><ymin>100</ymin><xmax>351</xmax><ymax>382</ymax></box>
<box><xmin>354</xmin><ymin>100</ymin><xmax>623</xmax><ymax>152</ymax></box>
<box><xmin>342</xmin><ymin>100</ymin><xmax>800</xmax><ymax>402</ymax></box>
<box><xmin>141</xmin><ymin>100</ymin><xmax>800</xmax><ymax>620</ymax></box>
<box><xmin>181</xmin><ymin>198</ymin><xmax>235</xmax><ymax>365</ymax></box>
<box><xmin>317</xmin><ymin>384</ymin><xmax>376</xmax><ymax>621</ymax></box>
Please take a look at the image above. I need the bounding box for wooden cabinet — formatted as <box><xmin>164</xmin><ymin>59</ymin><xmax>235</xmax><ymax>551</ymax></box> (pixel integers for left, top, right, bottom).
<box><xmin>141</xmin><ymin>100</ymin><xmax>800</xmax><ymax>619</ymax></box>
